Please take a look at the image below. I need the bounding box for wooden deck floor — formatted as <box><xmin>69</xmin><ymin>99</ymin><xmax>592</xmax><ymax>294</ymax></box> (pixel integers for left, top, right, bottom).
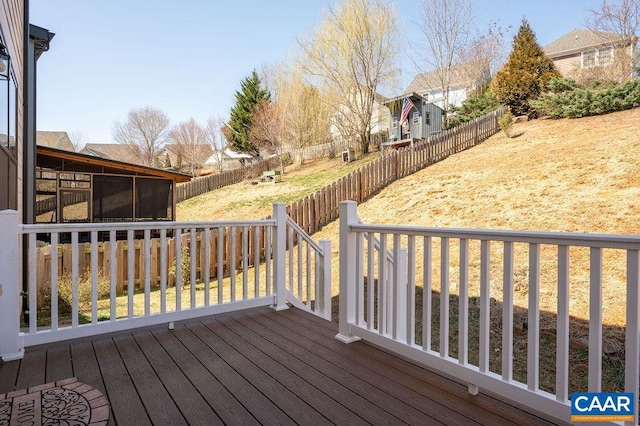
<box><xmin>0</xmin><ymin>307</ymin><xmax>567</xmax><ymax>425</ymax></box>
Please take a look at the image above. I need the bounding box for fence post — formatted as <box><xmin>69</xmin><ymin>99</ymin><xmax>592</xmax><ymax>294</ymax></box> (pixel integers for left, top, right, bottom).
<box><xmin>337</xmin><ymin>201</ymin><xmax>361</xmax><ymax>343</ymax></box>
<box><xmin>0</xmin><ymin>210</ymin><xmax>23</xmax><ymax>360</ymax></box>
<box><xmin>319</xmin><ymin>239</ymin><xmax>332</xmax><ymax>321</ymax></box>
<box><xmin>625</xmin><ymin>250</ymin><xmax>640</xmax><ymax>425</ymax></box>
<box><xmin>271</xmin><ymin>203</ymin><xmax>289</xmax><ymax>311</ymax></box>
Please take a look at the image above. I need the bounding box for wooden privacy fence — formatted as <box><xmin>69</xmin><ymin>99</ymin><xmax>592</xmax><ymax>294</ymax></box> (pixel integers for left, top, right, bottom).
<box><xmin>176</xmin><ymin>157</ymin><xmax>281</xmax><ymax>202</ymax></box>
<box><xmin>35</xmin><ymin>108</ymin><xmax>504</xmax><ymax>294</ymax></box>
<box><xmin>286</xmin><ymin>107</ymin><xmax>506</xmax><ymax>234</ymax></box>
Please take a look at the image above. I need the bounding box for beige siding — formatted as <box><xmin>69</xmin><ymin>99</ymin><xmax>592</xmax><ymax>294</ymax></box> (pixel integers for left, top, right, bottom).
<box><xmin>551</xmin><ymin>54</ymin><xmax>581</xmax><ymax>76</ymax></box>
<box><xmin>0</xmin><ymin>0</ymin><xmax>24</xmax><ymax>217</ymax></box>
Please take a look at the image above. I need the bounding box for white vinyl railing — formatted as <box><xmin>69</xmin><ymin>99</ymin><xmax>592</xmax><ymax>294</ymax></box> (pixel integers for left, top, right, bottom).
<box><xmin>0</xmin><ymin>203</ymin><xmax>330</xmax><ymax>356</ymax></box>
<box><xmin>337</xmin><ymin>201</ymin><xmax>640</xmax><ymax>425</ymax></box>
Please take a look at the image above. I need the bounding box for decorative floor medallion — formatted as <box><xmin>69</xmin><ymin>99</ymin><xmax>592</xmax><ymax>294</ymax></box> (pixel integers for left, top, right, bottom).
<box><xmin>0</xmin><ymin>378</ymin><xmax>109</xmax><ymax>426</ymax></box>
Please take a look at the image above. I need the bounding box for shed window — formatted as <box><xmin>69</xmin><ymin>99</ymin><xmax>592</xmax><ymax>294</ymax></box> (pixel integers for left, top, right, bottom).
<box><xmin>425</xmin><ymin>112</ymin><xmax>431</xmax><ymax>126</ymax></box>
<box><xmin>412</xmin><ymin>111</ymin><xmax>420</xmax><ymax>124</ymax></box>
<box><xmin>392</xmin><ymin>118</ymin><xmax>398</xmax><ymax>129</ymax></box>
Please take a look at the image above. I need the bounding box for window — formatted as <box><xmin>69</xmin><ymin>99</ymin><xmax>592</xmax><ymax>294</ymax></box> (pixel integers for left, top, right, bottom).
<box><xmin>582</xmin><ymin>50</ymin><xmax>596</xmax><ymax>67</ymax></box>
<box><xmin>412</xmin><ymin>111</ymin><xmax>420</xmax><ymax>125</ymax></box>
<box><xmin>0</xmin><ymin>32</ymin><xmax>17</xmax><ymax>210</ymax></box>
<box><xmin>598</xmin><ymin>47</ymin><xmax>613</xmax><ymax>66</ymax></box>
<box><xmin>582</xmin><ymin>47</ymin><xmax>613</xmax><ymax>68</ymax></box>
<box><xmin>425</xmin><ymin>112</ymin><xmax>431</xmax><ymax>126</ymax></box>
<box><xmin>391</xmin><ymin>118</ymin><xmax>398</xmax><ymax>129</ymax></box>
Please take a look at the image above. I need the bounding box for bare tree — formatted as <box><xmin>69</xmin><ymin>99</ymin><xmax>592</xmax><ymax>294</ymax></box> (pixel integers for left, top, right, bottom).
<box><xmin>262</xmin><ymin>63</ymin><xmax>333</xmax><ymax>162</ymax></box>
<box><xmin>249</xmin><ymin>100</ymin><xmax>286</xmax><ymax>174</ymax></box>
<box><xmin>585</xmin><ymin>0</ymin><xmax>640</xmax><ymax>80</ymax></box>
<box><xmin>169</xmin><ymin>118</ymin><xmax>210</xmax><ymax>176</ymax></box>
<box><xmin>113</xmin><ymin>107</ymin><xmax>170</xmax><ymax>167</ymax></box>
<box><xmin>413</xmin><ymin>0</ymin><xmax>475</xmax><ymax>118</ymax></box>
<box><xmin>458</xmin><ymin>23</ymin><xmax>508</xmax><ymax>92</ymax></box>
<box><xmin>68</xmin><ymin>130</ymin><xmax>87</xmax><ymax>152</ymax></box>
<box><xmin>204</xmin><ymin>116</ymin><xmax>227</xmax><ymax>172</ymax></box>
<box><xmin>299</xmin><ymin>0</ymin><xmax>400</xmax><ymax>154</ymax></box>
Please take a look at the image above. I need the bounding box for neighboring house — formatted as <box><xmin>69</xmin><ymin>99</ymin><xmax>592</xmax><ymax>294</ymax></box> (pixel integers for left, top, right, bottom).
<box><xmin>82</xmin><ymin>143</ymin><xmax>142</xmax><ymax>164</ymax></box>
<box><xmin>382</xmin><ymin>92</ymin><xmax>444</xmax><ymax>145</ymax></box>
<box><xmin>329</xmin><ymin>91</ymin><xmax>390</xmax><ymax>147</ymax></box>
<box><xmin>406</xmin><ymin>63</ymin><xmax>490</xmax><ymax>110</ymax></box>
<box><xmin>204</xmin><ymin>147</ymin><xmax>257</xmax><ymax>171</ymax></box>
<box><xmin>543</xmin><ymin>29</ymin><xmax>638</xmax><ymax>82</ymax></box>
<box><xmin>162</xmin><ymin>143</ymin><xmax>213</xmax><ymax>172</ymax></box>
<box><xmin>36</xmin><ymin>131</ymin><xmax>74</xmax><ymax>151</ymax></box>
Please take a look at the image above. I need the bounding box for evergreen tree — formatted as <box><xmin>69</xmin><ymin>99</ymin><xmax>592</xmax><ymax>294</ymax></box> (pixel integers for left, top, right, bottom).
<box><xmin>225</xmin><ymin>70</ymin><xmax>271</xmax><ymax>155</ymax></box>
<box><xmin>490</xmin><ymin>19</ymin><xmax>560</xmax><ymax>116</ymax></box>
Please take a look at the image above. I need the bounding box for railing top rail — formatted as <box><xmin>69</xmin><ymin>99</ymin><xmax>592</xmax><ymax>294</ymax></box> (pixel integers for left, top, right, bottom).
<box><xmin>285</xmin><ymin>217</ymin><xmax>324</xmax><ymax>253</ymax></box>
<box><xmin>351</xmin><ymin>222</ymin><xmax>640</xmax><ymax>250</ymax></box>
<box><xmin>20</xmin><ymin>219</ymin><xmax>277</xmax><ymax>234</ymax></box>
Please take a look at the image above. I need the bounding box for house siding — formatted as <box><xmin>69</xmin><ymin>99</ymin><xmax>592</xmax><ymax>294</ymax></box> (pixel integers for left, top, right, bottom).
<box><xmin>0</xmin><ymin>0</ymin><xmax>24</xmax><ymax>215</ymax></box>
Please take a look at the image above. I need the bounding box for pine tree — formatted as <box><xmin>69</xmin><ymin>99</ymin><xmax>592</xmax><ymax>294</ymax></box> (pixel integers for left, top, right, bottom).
<box><xmin>490</xmin><ymin>19</ymin><xmax>560</xmax><ymax>116</ymax></box>
<box><xmin>225</xmin><ymin>70</ymin><xmax>271</xmax><ymax>155</ymax></box>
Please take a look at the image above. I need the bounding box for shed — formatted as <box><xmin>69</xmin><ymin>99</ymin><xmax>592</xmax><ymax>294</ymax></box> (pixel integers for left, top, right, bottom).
<box><xmin>35</xmin><ymin>146</ymin><xmax>191</xmax><ymax>224</ymax></box>
<box><xmin>382</xmin><ymin>92</ymin><xmax>444</xmax><ymax>144</ymax></box>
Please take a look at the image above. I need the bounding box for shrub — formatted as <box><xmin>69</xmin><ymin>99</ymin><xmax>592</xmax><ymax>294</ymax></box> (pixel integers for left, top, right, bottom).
<box><xmin>448</xmin><ymin>90</ymin><xmax>501</xmax><ymax>128</ymax></box>
<box><xmin>498</xmin><ymin>111</ymin><xmax>515</xmax><ymax>137</ymax></box>
<box><xmin>490</xmin><ymin>19</ymin><xmax>560</xmax><ymax>116</ymax></box>
<box><xmin>531</xmin><ymin>78</ymin><xmax>640</xmax><ymax>118</ymax></box>
<box><xmin>40</xmin><ymin>273</ymin><xmax>111</xmax><ymax>316</ymax></box>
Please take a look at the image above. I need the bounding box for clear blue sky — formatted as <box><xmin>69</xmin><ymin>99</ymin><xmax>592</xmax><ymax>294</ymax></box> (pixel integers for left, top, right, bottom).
<box><xmin>30</xmin><ymin>0</ymin><xmax>603</xmax><ymax>143</ymax></box>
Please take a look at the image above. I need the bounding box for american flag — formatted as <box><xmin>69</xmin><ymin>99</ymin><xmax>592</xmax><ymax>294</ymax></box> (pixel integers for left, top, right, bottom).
<box><xmin>400</xmin><ymin>96</ymin><xmax>415</xmax><ymax>123</ymax></box>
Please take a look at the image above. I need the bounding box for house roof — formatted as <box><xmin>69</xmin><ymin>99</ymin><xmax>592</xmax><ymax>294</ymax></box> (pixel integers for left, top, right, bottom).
<box><xmin>543</xmin><ymin>29</ymin><xmax>633</xmax><ymax>58</ymax></box>
<box><xmin>382</xmin><ymin>92</ymin><xmax>445</xmax><ymax>110</ymax></box>
<box><xmin>82</xmin><ymin>143</ymin><xmax>141</xmax><ymax>163</ymax></box>
<box><xmin>36</xmin><ymin>131</ymin><xmax>74</xmax><ymax>151</ymax></box>
<box><xmin>406</xmin><ymin>63</ymin><xmax>487</xmax><ymax>94</ymax></box>
<box><xmin>37</xmin><ymin>145</ymin><xmax>192</xmax><ymax>183</ymax></box>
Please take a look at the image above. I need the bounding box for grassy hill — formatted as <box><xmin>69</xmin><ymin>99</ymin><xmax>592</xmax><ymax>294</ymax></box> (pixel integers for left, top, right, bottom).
<box><xmin>175</xmin><ymin>108</ymin><xmax>640</xmax><ymax>393</ymax></box>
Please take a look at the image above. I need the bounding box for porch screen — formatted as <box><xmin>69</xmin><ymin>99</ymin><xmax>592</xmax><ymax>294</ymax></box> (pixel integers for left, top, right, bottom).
<box><xmin>92</xmin><ymin>175</ymin><xmax>133</xmax><ymax>221</ymax></box>
<box><xmin>135</xmin><ymin>178</ymin><xmax>172</xmax><ymax>221</ymax></box>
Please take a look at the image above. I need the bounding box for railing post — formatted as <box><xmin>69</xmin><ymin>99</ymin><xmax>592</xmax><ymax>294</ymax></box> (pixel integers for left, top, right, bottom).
<box><xmin>319</xmin><ymin>239</ymin><xmax>332</xmax><ymax>321</ymax></box>
<box><xmin>336</xmin><ymin>201</ymin><xmax>361</xmax><ymax>343</ymax></box>
<box><xmin>0</xmin><ymin>210</ymin><xmax>23</xmax><ymax>360</ymax></box>
<box><xmin>271</xmin><ymin>203</ymin><xmax>289</xmax><ymax>311</ymax></box>
<box><xmin>625</xmin><ymin>250</ymin><xmax>640</xmax><ymax>426</ymax></box>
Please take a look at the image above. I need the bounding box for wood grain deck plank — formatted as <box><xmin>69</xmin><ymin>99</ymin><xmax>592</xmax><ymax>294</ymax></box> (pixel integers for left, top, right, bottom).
<box><xmin>230</xmin><ymin>310</ymin><xmax>447</xmax><ymax>425</ymax></box>
<box><xmin>15</xmin><ymin>349</ymin><xmax>46</xmax><ymax>390</ymax></box>
<box><xmin>189</xmin><ymin>321</ymin><xmax>332</xmax><ymax>425</ymax></box>
<box><xmin>206</xmin><ymin>315</ymin><xmax>369</xmax><ymax>425</ymax></box>
<box><xmin>132</xmin><ymin>331</ymin><xmax>223</xmax><ymax>426</ymax></box>
<box><xmin>273</xmin><ymin>308</ymin><xmax>512</xmax><ymax>425</ymax></box>
<box><xmin>171</xmin><ymin>324</ymin><xmax>296</xmax><ymax>426</ymax></box>
<box><xmin>93</xmin><ymin>337</ymin><xmax>152</xmax><ymax>426</ymax></box>
<box><xmin>113</xmin><ymin>334</ymin><xmax>188</xmax><ymax>426</ymax></box>
<box><xmin>69</xmin><ymin>340</ymin><xmax>116</xmax><ymax>426</ymax></box>
<box><xmin>283</xmin><ymin>307</ymin><xmax>563</xmax><ymax>426</ymax></box>
<box><xmin>0</xmin><ymin>359</ymin><xmax>20</xmax><ymax>394</ymax></box>
<box><xmin>150</xmin><ymin>327</ymin><xmax>260</xmax><ymax>426</ymax></box>
<box><xmin>45</xmin><ymin>345</ymin><xmax>73</xmax><ymax>383</ymax></box>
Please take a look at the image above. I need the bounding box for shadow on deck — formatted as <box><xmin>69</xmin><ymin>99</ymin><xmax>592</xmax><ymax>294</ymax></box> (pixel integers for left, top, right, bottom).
<box><xmin>0</xmin><ymin>307</ymin><xmax>566</xmax><ymax>425</ymax></box>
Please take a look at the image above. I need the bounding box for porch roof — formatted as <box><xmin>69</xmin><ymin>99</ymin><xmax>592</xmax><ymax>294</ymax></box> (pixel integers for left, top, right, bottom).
<box><xmin>0</xmin><ymin>307</ymin><xmax>563</xmax><ymax>425</ymax></box>
<box><xmin>36</xmin><ymin>145</ymin><xmax>192</xmax><ymax>183</ymax></box>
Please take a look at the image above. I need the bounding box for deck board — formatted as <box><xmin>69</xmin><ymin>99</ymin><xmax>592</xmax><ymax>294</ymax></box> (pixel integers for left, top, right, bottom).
<box><xmin>93</xmin><ymin>338</ymin><xmax>153</xmax><ymax>426</ymax></box>
<box><xmin>0</xmin><ymin>307</ymin><xmax>567</xmax><ymax>425</ymax></box>
<box><xmin>206</xmin><ymin>316</ymin><xmax>369</xmax><ymax>425</ymax></box>
<box><xmin>113</xmin><ymin>333</ymin><xmax>188</xmax><ymax>426</ymax></box>
<box><xmin>237</xmin><ymin>310</ymin><xmax>451</xmax><ymax>425</ymax></box>
<box><xmin>150</xmin><ymin>327</ymin><xmax>260</xmax><ymax>426</ymax></box>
